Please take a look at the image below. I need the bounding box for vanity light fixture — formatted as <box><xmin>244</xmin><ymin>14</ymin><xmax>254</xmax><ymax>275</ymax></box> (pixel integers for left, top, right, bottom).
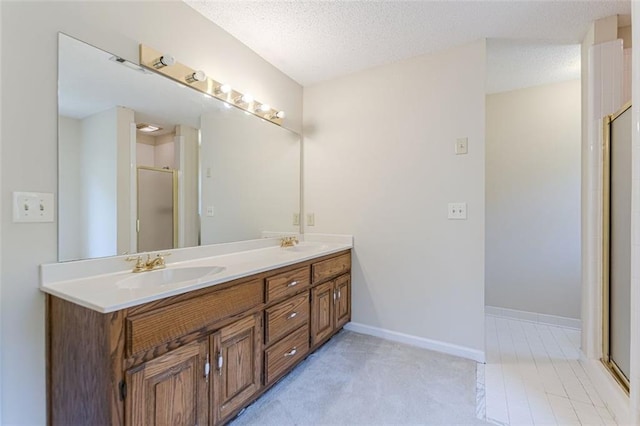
<box><xmin>235</xmin><ymin>93</ymin><xmax>254</xmax><ymax>105</ymax></box>
<box><xmin>139</xmin><ymin>44</ymin><xmax>285</xmax><ymax>126</ymax></box>
<box><xmin>257</xmin><ymin>103</ymin><xmax>271</xmax><ymax>113</ymax></box>
<box><xmin>214</xmin><ymin>83</ymin><xmax>232</xmax><ymax>95</ymax></box>
<box><xmin>151</xmin><ymin>54</ymin><xmax>175</xmax><ymax>69</ymax></box>
<box><xmin>267</xmin><ymin>111</ymin><xmax>286</xmax><ymax>120</ymax></box>
<box><xmin>185</xmin><ymin>70</ymin><xmax>206</xmax><ymax>84</ymax></box>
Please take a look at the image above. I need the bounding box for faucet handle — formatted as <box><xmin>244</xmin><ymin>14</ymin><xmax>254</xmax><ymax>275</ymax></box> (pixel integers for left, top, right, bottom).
<box><xmin>125</xmin><ymin>255</ymin><xmax>146</xmax><ymax>272</ymax></box>
<box><xmin>155</xmin><ymin>252</ymin><xmax>172</xmax><ymax>259</ymax></box>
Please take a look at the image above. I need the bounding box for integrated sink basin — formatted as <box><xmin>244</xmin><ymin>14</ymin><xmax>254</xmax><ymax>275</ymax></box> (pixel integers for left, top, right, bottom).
<box><xmin>117</xmin><ymin>266</ymin><xmax>226</xmax><ymax>290</ymax></box>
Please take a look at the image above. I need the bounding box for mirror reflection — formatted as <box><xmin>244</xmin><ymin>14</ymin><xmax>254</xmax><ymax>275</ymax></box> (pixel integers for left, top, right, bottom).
<box><xmin>58</xmin><ymin>33</ymin><xmax>300</xmax><ymax>262</ymax></box>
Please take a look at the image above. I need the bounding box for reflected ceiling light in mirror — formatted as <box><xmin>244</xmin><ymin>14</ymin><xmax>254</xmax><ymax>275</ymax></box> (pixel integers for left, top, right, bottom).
<box><xmin>151</xmin><ymin>54</ymin><xmax>175</xmax><ymax>69</ymax></box>
<box><xmin>185</xmin><ymin>70</ymin><xmax>206</xmax><ymax>84</ymax></box>
<box><xmin>136</xmin><ymin>123</ymin><xmax>161</xmax><ymax>132</ymax></box>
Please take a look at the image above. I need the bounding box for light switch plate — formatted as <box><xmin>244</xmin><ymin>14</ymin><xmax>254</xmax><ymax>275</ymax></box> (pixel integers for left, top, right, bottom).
<box><xmin>306</xmin><ymin>213</ymin><xmax>315</xmax><ymax>226</ymax></box>
<box><xmin>455</xmin><ymin>137</ymin><xmax>468</xmax><ymax>155</ymax></box>
<box><xmin>13</xmin><ymin>192</ymin><xmax>54</xmax><ymax>223</ymax></box>
<box><xmin>293</xmin><ymin>213</ymin><xmax>300</xmax><ymax>226</ymax></box>
<box><xmin>448</xmin><ymin>202</ymin><xmax>467</xmax><ymax>220</ymax></box>
<box><xmin>206</xmin><ymin>206</ymin><xmax>214</xmax><ymax>217</ymax></box>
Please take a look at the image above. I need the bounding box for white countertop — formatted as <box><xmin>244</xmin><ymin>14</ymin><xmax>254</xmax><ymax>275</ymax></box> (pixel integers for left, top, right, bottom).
<box><xmin>40</xmin><ymin>234</ymin><xmax>353</xmax><ymax>313</ymax></box>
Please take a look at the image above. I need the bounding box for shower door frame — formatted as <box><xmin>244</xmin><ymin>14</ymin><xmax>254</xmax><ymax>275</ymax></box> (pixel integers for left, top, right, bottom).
<box><xmin>136</xmin><ymin>165</ymin><xmax>179</xmax><ymax>251</ymax></box>
<box><xmin>602</xmin><ymin>101</ymin><xmax>632</xmax><ymax>394</ymax></box>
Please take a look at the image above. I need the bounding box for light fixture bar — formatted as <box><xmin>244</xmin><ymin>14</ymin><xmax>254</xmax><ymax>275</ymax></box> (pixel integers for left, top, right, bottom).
<box><xmin>139</xmin><ymin>44</ymin><xmax>285</xmax><ymax>126</ymax></box>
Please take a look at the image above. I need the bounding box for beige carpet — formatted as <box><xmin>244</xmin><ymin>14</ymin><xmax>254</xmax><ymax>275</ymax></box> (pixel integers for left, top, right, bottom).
<box><xmin>231</xmin><ymin>330</ymin><xmax>487</xmax><ymax>425</ymax></box>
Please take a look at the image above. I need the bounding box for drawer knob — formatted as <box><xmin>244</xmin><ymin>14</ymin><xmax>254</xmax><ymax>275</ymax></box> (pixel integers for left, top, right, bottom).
<box><xmin>287</xmin><ymin>312</ymin><xmax>298</xmax><ymax>320</ymax></box>
<box><xmin>284</xmin><ymin>347</ymin><xmax>297</xmax><ymax>357</ymax></box>
<box><xmin>287</xmin><ymin>280</ymin><xmax>299</xmax><ymax>288</ymax></box>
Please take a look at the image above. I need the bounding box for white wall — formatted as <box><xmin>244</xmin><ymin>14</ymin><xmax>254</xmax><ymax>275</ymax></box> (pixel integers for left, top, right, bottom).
<box><xmin>136</xmin><ymin>135</ymin><xmax>155</xmax><ymax>166</ymax></box>
<box><xmin>0</xmin><ymin>2</ymin><xmax>302</xmax><ymax>423</ymax></box>
<box><xmin>154</xmin><ymin>133</ymin><xmax>175</xmax><ymax>169</ymax></box>
<box><xmin>58</xmin><ymin>116</ymin><xmax>82</xmax><ymax>260</ymax></box>
<box><xmin>304</xmin><ymin>41</ymin><xmax>486</xmax><ymax>359</ymax></box>
<box><xmin>486</xmin><ymin>80</ymin><xmax>582</xmax><ymax>319</ymax></box>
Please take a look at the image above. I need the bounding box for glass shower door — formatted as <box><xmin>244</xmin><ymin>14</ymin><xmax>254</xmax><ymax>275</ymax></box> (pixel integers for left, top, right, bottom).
<box><xmin>137</xmin><ymin>166</ymin><xmax>177</xmax><ymax>253</ymax></box>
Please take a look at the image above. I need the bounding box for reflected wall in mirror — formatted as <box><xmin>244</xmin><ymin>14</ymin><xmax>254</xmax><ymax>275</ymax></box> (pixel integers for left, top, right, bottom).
<box><xmin>58</xmin><ymin>33</ymin><xmax>301</xmax><ymax>262</ymax></box>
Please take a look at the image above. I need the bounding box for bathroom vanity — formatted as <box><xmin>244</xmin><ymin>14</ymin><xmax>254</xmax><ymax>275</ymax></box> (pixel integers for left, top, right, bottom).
<box><xmin>42</xmin><ymin>239</ymin><xmax>352</xmax><ymax>425</ymax></box>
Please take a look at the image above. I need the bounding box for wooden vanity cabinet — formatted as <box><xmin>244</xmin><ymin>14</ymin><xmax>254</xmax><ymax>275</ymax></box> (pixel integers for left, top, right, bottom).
<box><xmin>211</xmin><ymin>313</ymin><xmax>262</xmax><ymax>425</ymax></box>
<box><xmin>125</xmin><ymin>339</ymin><xmax>209</xmax><ymax>426</ymax></box>
<box><xmin>47</xmin><ymin>249</ymin><xmax>351</xmax><ymax>426</ymax></box>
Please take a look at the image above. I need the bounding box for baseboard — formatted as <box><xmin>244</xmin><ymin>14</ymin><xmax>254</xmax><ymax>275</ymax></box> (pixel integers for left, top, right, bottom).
<box><xmin>344</xmin><ymin>322</ymin><xmax>486</xmax><ymax>363</ymax></box>
<box><xmin>485</xmin><ymin>306</ymin><xmax>581</xmax><ymax>330</ymax></box>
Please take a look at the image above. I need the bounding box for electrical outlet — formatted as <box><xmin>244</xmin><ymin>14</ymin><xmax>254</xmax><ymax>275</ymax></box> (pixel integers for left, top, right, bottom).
<box><xmin>306</xmin><ymin>213</ymin><xmax>315</xmax><ymax>226</ymax></box>
<box><xmin>206</xmin><ymin>206</ymin><xmax>214</xmax><ymax>217</ymax></box>
<box><xmin>13</xmin><ymin>192</ymin><xmax>54</xmax><ymax>223</ymax></box>
<box><xmin>293</xmin><ymin>213</ymin><xmax>300</xmax><ymax>226</ymax></box>
<box><xmin>447</xmin><ymin>202</ymin><xmax>467</xmax><ymax>220</ymax></box>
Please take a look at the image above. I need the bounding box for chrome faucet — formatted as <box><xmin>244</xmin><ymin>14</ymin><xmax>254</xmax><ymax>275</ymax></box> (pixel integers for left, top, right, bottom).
<box><xmin>280</xmin><ymin>236</ymin><xmax>299</xmax><ymax>248</ymax></box>
<box><xmin>125</xmin><ymin>253</ymin><xmax>171</xmax><ymax>273</ymax></box>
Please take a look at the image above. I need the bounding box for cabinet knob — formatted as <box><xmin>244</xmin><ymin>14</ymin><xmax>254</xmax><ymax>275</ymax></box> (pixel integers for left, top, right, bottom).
<box><xmin>287</xmin><ymin>280</ymin><xmax>299</xmax><ymax>288</ymax></box>
<box><xmin>287</xmin><ymin>312</ymin><xmax>298</xmax><ymax>320</ymax></box>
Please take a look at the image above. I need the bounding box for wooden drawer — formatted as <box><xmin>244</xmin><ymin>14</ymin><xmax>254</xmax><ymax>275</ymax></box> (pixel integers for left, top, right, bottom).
<box><xmin>126</xmin><ymin>279</ymin><xmax>263</xmax><ymax>356</ymax></box>
<box><xmin>266</xmin><ymin>266</ymin><xmax>310</xmax><ymax>303</ymax></box>
<box><xmin>264</xmin><ymin>325</ymin><xmax>309</xmax><ymax>385</ymax></box>
<box><xmin>312</xmin><ymin>252</ymin><xmax>351</xmax><ymax>284</ymax></box>
<box><xmin>265</xmin><ymin>292</ymin><xmax>309</xmax><ymax>345</ymax></box>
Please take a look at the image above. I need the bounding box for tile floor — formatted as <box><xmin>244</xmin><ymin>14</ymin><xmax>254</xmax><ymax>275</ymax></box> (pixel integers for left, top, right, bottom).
<box><xmin>483</xmin><ymin>315</ymin><xmax>618</xmax><ymax>425</ymax></box>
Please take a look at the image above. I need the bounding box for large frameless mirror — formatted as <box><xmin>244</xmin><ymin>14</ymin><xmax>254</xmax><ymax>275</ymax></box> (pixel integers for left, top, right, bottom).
<box><xmin>58</xmin><ymin>33</ymin><xmax>301</xmax><ymax>262</ymax></box>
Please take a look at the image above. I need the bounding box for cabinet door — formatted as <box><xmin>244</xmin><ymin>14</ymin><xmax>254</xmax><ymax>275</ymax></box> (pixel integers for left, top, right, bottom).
<box><xmin>211</xmin><ymin>313</ymin><xmax>262</xmax><ymax>425</ymax></box>
<box><xmin>334</xmin><ymin>274</ymin><xmax>351</xmax><ymax>329</ymax></box>
<box><xmin>126</xmin><ymin>339</ymin><xmax>209</xmax><ymax>426</ymax></box>
<box><xmin>311</xmin><ymin>281</ymin><xmax>334</xmax><ymax>345</ymax></box>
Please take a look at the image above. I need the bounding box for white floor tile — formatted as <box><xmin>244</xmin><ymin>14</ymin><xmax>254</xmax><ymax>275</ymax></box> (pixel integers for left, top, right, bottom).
<box><xmin>483</xmin><ymin>314</ymin><xmax>616</xmax><ymax>426</ymax></box>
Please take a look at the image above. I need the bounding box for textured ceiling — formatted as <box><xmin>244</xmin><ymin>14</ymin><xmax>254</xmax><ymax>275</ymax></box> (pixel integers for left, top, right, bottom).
<box><xmin>186</xmin><ymin>0</ymin><xmax>630</xmax><ymax>89</ymax></box>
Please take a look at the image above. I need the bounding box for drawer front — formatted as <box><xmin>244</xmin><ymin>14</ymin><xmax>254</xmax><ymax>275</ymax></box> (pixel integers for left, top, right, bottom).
<box><xmin>312</xmin><ymin>252</ymin><xmax>351</xmax><ymax>284</ymax></box>
<box><xmin>126</xmin><ymin>279</ymin><xmax>263</xmax><ymax>356</ymax></box>
<box><xmin>266</xmin><ymin>267</ymin><xmax>310</xmax><ymax>303</ymax></box>
<box><xmin>265</xmin><ymin>293</ymin><xmax>309</xmax><ymax>345</ymax></box>
<box><xmin>264</xmin><ymin>325</ymin><xmax>309</xmax><ymax>385</ymax></box>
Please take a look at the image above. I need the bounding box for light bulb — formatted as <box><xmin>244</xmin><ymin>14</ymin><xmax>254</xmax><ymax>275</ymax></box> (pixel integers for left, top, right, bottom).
<box><xmin>258</xmin><ymin>103</ymin><xmax>271</xmax><ymax>112</ymax></box>
<box><xmin>241</xmin><ymin>93</ymin><xmax>254</xmax><ymax>104</ymax></box>
<box><xmin>276</xmin><ymin>111</ymin><xmax>286</xmax><ymax>119</ymax></box>
<box><xmin>152</xmin><ymin>54</ymin><xmax>175</xmax><ymax>69</ymax></box>
<box><xmin>216</xmin><ymin>83</ymin><xmax>231</xmax><ymax>95</ymax></box>
<box><xmin>185</xmin><ymin>70</ymin><xmax>206</xmax><ymax>83</ymax></box>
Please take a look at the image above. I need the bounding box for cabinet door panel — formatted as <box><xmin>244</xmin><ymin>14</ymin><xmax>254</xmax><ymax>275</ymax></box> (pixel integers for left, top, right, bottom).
<box><xmin>334</xmin><ymin>275</ymin><xmax>351</xmax><ymax>329</ymax></box>
<box><xmin>311</xmin><ymin>281</ymin><xmax>334</xmax><ymax>345</ymax></box>
<box><xmin>212</xmin><ymin>313</ymin><xmax>262</xmax><ymax>425</ymax></box>
<box><xmin>126</xmin><ymin>340</ymin><xmax>208</xmax><ymax>426</ymax></box>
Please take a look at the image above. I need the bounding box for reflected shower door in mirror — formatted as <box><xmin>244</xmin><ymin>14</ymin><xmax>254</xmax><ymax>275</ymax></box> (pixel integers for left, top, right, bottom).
<box><xmin>58</xmin><ymin>33</ymin><xmax>301</xmax><ymax>262</ymax></box>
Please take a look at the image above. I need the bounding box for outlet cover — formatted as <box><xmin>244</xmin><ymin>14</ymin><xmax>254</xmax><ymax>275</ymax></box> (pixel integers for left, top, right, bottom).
<box><xmin>306</xmin><ymin>213</ymin><xmax>315</xmax><ymax>226</ymax></box>
<box><xmin>447</xmin><ymin>202</ymin><xmax>467</xmax><ymax>220</ymax></box>
<box><xmin>293</xmin><ymin>213</ymin><xmax>300</xmax><ymax>226</ymax></box>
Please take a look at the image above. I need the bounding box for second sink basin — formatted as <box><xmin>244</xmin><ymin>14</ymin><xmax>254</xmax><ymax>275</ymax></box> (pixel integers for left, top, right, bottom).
<box><xmin>117</xmin><ymin>266</ymin><xmax>226</xmax><ymax>290</ymax></box>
